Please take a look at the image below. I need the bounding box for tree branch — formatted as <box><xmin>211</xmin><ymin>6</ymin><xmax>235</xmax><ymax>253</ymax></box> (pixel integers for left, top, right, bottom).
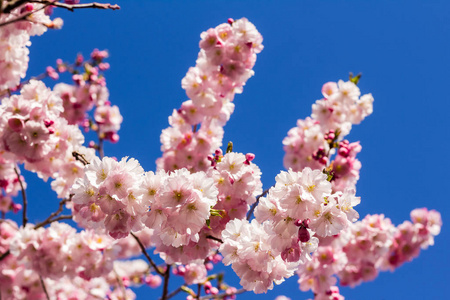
<box><xmin>206</xmin><ymin>235</ymin><xmax>223</xmax><ymax>243</ymax></box>
<box><xmin>161</xmin><ymin>265</ymin><xmax>172</xmax><ymax>300</ymax></box>
<box><xmin>130</xmin><ymin>232</ymin><xmax>164</xmax><ymax>276</ymax></box>
<box><xmin>14</xmin><ymin>167</ymin><xmax>27</xmax><ymax>226</ymax></box>
<box><xmin>0</xmin><ymin>250</ymin><xmax>10</xmax><ymax>262</ymax></box>
<box><xmin>39</xmin><ymin>276</ymin><xmax>50</xmax><ymax>300</ymax></box>
<box><xmin>30</xmin><ymin>0</ymin><xmax>120</xmax><ymax>12</ymax></box>
<box><xmin>34</xmin><ymin>196</ymin><xmax>71</xmax><ymax>229</ymax></box>
<box><xmin>165</xmin><ymin>286</ymin><xmax>183</xmax><ymax>300</ymax></box>
<box><xmin>246</xmin><ymin>186</ymin><xmax>272</xmax><ymax>221</ymax></box>
<box><xmin>199</xmin><ymin>288</ymin><xmax>246</xmax><ymax>299</ymax></box>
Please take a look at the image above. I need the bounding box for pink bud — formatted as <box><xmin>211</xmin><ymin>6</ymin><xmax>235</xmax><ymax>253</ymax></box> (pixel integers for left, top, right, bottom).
<box><xmin>44</xmin><ymin>119</ymin><xmax>54</xmax><ymax>127</ymax></box>
<box><xmin>205</xmin><ymin>262</ymin><xmax>214</xmax><ymax>270</ymax></box>
<box><xmin>12</xmin><ymin>203</ymin><xmax>22</xmax><ymax>213</ymax></box>
<box><xmin>298</xmin><ymin>226</ymin><xmax>310</xmax><ymax>243</ymax></box>
<box><xmin>227</xmin><ymin>18</ymin><xmax>234</xmax><ymax>24</ymax></box>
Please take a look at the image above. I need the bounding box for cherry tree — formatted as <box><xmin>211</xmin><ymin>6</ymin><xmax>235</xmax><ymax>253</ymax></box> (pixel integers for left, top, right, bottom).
<box><xmin>0</xmin><ymin>1</ymin><xmax>442</xmax><ymax>300</ymax></box>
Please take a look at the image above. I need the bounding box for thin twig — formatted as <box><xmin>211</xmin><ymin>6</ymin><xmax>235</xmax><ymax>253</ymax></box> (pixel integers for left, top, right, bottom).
<box><xmin>206</xmin><ymin>235</ymin><xmax>223</xmax><ymax>243</ymax></box>
<box><xmin>246</xmin><ymin>186</ymin><xmax>272</xmax><ymax>221</ymax></box>
<box><xmin>130</xmin><ymin>232</ymin><xmax>164</xmax><ymax>276</ymax></box>
<box><xmin>0</xmin><ymin>250</ymin><xmax>10</xmax><ymax>262</ymax></box>
<box><xmin>0</xmin><ymin>3</ymin><xmax>49</xmax><ymax>28</ymax></box>
<box><xmin>30</xmin><ymin>0</ymin><xmax>120</xmax><ymax>12</ymax></box>
<box><xmin>199</xmin><ymin>288</ymin><xmax>246</xmax><ymax>299</ymax></box>
<box><xmin>2</xmin><ymin>0</ymin><xmax>28</xmax><ymax>14</ymax></box>
<box><xmin>165</xmin><ymin>286</ymin><xmax>183</xmax><ymax>300</ymax></box>
<box><xmin>39</xmin><ymin>276</ymin><xmax>50</xmax><ymax>300</ymax></box>
<box><xmin>98</xmin><ymin>136</ymin><xmax>104</xmax><ymax>159</ymax></box>
<box><xmin>114</xmin><ymin>268</ymin><xmax>128</xmax><ymax>300</ymax></box>
<box><xmin>196</xmin><ymin>284</ymin><xmax>201</xmax><ymax>300</ymax></box>
<box><xmin>14</xmin><ymin>167</ymin><xmax>27</xmax><ymax>226</ymax></box>
<box><xmin>34</xmin><ymin>196</ymin><xmax>71</xmax><ymax>229</ymax></box>
<box><xmin>72</xmin><ymin>151</ymin><xmax>90</xmax><ymax>165</ymax></box>
<box><xmin>161</xmin><ymin>265</ymin><xmax>172</xmax><ymax>300</ymax></box>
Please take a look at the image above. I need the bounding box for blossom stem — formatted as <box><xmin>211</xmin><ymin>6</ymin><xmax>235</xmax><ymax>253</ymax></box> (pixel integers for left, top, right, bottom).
<box><xmin>39</xmin><ymin>276</ymin><xmax>50</xmax><ymax>300</ymax></box>
<box><xmin>130</xmin><ymin>232</ymin><xmax>164</xmax><ymax>276</ymax></box>
<box><xmin>0</xmin><ymin>3</ymin><xmax>49</xmax><ymax>28</ymax></box>
<box><xmin>196</xmin><ymin>284</ymin><xmax>201</xmax><ymax>299</ymax></box>
<box><xmin>206</xmin><ymin>235</ymin><xmax>223</xmax><ymax>243</ymax></box>
<box><xmin>199</xmin><ymin>288</ymin><xmax>246</xmax><ymax>299</ymax></box>
<box><xmin>246</xmin><ymin>186</ymin><xmax>272</xmax><ymax>220</ymax></box>
<box><xmin>29</xmin><ymin>1</ymin><xmax>120</xmax><ymax>12</ymax></box>
<box><xmin>165</xmin><ymin>286</ymin><xmax>183</xmax><ymax>300</ymax></box>
<box><xmin>34</xmin><ymin>196</ymin><xmax>71</xmax><ymax>229</ymax></box>
<box><xmin>98</xmin><ymin>136</ymin><xmax>105</xmax><ymax>159</ymax></box>
<box><xmin>14</xmin><ymin>167</ymin><xmax>27</xmax><ymax>227</ymax></box>
<box><xmin>161</xmin><ymin>265</ymin><xmax>171</xmax><ymax>300</ymax></box>
<box><xmin>0</xmin><ymin>250</ymin><xmax>10</xmax><ymax>261</ymax></box>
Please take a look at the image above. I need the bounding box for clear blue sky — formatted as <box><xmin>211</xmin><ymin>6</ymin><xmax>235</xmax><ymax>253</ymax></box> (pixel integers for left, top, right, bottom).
<box><xmin>20</xmin><ymin>1</ymin><xmax>449</xmax><ymax>299</ymax></box>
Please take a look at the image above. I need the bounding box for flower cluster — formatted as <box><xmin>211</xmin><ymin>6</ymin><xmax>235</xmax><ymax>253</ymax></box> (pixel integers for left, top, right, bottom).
<box><xmin>0</xmin><ymin>3</ymin><xmax>54</xmax><ymax>92</ymax></box>
<box><xmin>283</xmin><ymin>80</ymin><xmax>374</xmax><ymax>192</ymax></box>
<box><xmin>219</xmin><ymin>167</ymin><xmax>359</xmax><ymax>293</ymax></box>
<box><xmin>72</xmin><ymin>156</ymin><xmax>148</xmax><ymax>238</ymax></box>
<box><xmin>0</xmin><ymin>80</ymin><xmax>95</xmax><ymax>198</ymax></box>
<box><xmin>0</xmin><ymin>154</ymin><xmax>24</xmax><ymax>214</ymax></box>
<box><xmin>296</xmin><ymin>208</ymin><xmax>442</xmax><ymax>298</ymax></box>
<box><xmin>157</xmin><ymin>18</ymin><xmax>263</xmax><ymax>172</ymax></box>
<box><xmin>0</xmin><ymin>221</ymin><xmax>139</xmax><ymax>300</ymax></box>
<box><xmin>9</xmin><ymin>222</ymin><xmax>116</xmax><ymax>280</ymax></box>
<box><xmin>208</xmin><ymin>151</ymin><xmax>263</xmax><ymax>234</ymax></box>
<box><xmin>53</xmin><ymin>49</ymin><xmax>123</xmax><ymax>144</ymax></box>
<box><xmin>220</xmin><ymin>219</ymin><xmax>299</xmax><ymax>294</ymax></box>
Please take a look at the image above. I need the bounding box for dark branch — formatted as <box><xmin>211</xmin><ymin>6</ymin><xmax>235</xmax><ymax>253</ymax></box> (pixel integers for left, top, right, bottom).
<box><xmin>130</xmin><ymin>232</ymin><xmax>164</xmax><ymax>276</ymax></box>
<box><xmin>34</xmin><ymin>1</ymin><xmax>120</xmax><ymax>12</ymax></box>
<box><xmin>39</xmin><ymin>276</ymin><xmax>50</xmax><ymax>300</ymax></box>
<box><xmin>165</xmin><ymin>286</ymin><xmax>183</xmax><ymax>300</ymax></box>
<box><xmin>161</xmin><ymin>265</ymin><xmax>172</xmax><ymax>300</ymax></box>
<box><xmin>246</xmin><ymin>186</ymin><xmax>272</xmax><ymax>221</ymax></box>
<box><xmin>0</xmin><ymin>250</ymin><xmax>10</xmax><ymax>262</ymax></box>
<box><xmin>14</xmin><ymin>167</ymin><xmax>28</xmax><ymax>226</ymax></box>
<box><xmin>199</xmin><ymin>288</ymin><xmax>246</xmax><ymax>299</ymax></box>
<box><xmin>206</xmin><ymin>235</ymin><xmax>223</xmax><ymax>243</ymax></box>
<box><xmin>34</xmin><ymin>196</ymin><xmax>71</xmax><ymax>229</ymax></box>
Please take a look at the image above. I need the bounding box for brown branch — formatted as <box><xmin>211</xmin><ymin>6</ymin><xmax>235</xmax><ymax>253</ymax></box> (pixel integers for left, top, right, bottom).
<box><xmin>98</xmin><ymin>136</ymin><xmax>104</xmax><ymax>159</ymax></box>
<box><xmin>165</xmin><ymin>286</ymin><xmax>183</xmax><ymax>300</ymax></box>
<box><xmin>0</xmin><ymin>3</ymin><xmax>49</xmax><ymax>28</ymax></box>
<box><xmin>3</xmin><ymin>0</ymin><xmax>29</xmax><ymax>14</ymax></box>
<box><xmin>130</xmin><ymin>232</ymin><xmax>164</xmax><ymax>276</ymax></box>
<box><xmin>14</xmin><ymin>167</ymin><xmax>28</xmax><ymax>226</ymax></box>
<box><xmin>246</xmin><ymin>186</ymin><xmax>272</xmax><ymax>221</ymax></box>
<box><xmin>72</xmin><ymin>151</ymin><xmax>90</xmax><ymax>165</ymax></box>
<box><xmin>161</xmin><ymin>265</ymin><xmax>172</xmax><ymax>300</ymax></box>
<box><xmin>0</xmin><ymin>250</ymin><xmax>10</xmax><ymax>261</ymax></box>
<box><xmin>39</xmin><ymin>276</ymin><xmax>50</xmax><ymax>300</ymax></box>
<box><xmin>199</xmin><ymin>288</ymin><xmax>246</xmax><ymax>299</ymax></box>
<box><xmin>30</xmin><ymin>0</ymin><xmax>120</xmax><ymax>12</ymax></box>
<box><xmin>206</xmin><ymin>235</ymin><xmax>223</xmax><ymax>243</ymax></box>
<box><xmin>34</xmin><ymin>196</ymin><xmax>71</xmax><ymax>229</ymax></box>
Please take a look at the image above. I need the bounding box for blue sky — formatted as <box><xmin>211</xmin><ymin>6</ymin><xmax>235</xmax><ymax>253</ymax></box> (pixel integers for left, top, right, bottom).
<box><xmin>19</xmin><ymin>1</ymin><xmax>449</xmax><ymax>299</ymax></box>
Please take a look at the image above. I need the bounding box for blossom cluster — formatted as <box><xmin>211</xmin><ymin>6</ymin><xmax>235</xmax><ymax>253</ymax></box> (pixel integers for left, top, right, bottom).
<box><xmin>157</xmin><ymin>17</ymin><xmax>263</xmax><ymax>173</ymax></box>
<box><xmin>0</xmin><ymin>80</ymin><xmax>95</xmax><ymax>198</ymax></box>
<box><xmin>218</xmin><ymin>167</ymin><xmax>359</xmax><ymax>293</ymax></box>
<box><xmin>283</xmin><ymin>80</ymin><xmax>374</xmax><ymax>192</ymax></box>
<box><xmin>0</xmin><ymin>219</ymin><xmax>164</xmax><ymax>300</ymax></box>
<box><xmin>0</xmin><ymin>3</ymin><xmax>54</xmax><ymax>92</ymax></box>
<box><xmin>53</xmin><ymin>49</ymin><xmax>123</xmax><ymax>143</ymax></box>
<box><xmin>297</xmin><ymin>208</ymin><xmax>442</xmax><ymax>299</ymax></box>
<box><xmin>0</xmin><ymin>153</ymin><xmax>24</xmax><ymax>214</ymax></box>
